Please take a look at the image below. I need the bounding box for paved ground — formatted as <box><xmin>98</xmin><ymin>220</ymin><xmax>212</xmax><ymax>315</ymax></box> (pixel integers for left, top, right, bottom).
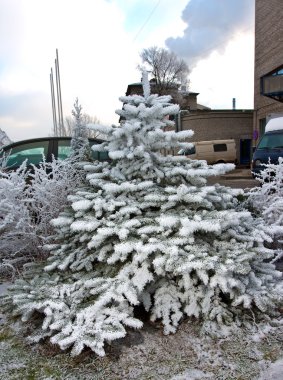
<box><xmin>207</xmin><ymin>167</ymin><xmax>260</xmax><ymax>189</ymax></box>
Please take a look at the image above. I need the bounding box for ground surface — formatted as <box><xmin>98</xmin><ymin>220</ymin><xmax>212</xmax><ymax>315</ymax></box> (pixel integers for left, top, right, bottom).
<box><xmin>0</xmin><ymin>314</ymin><xmax>283</xmax><ymax>380</ymax></box>
<box><xmin>207</xmin><ymin>168</ymin><xmax>259</xmax><ymax>189</ymax></box>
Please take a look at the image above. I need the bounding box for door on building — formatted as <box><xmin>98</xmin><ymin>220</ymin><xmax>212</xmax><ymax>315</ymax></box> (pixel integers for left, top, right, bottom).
<box><xmin>240</xmin><ymin>139</ymin><xmax>251</xmax><ymax>165</ymax></box>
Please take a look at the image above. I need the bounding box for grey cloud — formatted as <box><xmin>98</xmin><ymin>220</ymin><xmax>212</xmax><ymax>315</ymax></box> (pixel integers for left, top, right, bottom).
<box><xmin>166</xmin><ymin>0</ymin><xmax>254</xmax><ymax>67</ymax></box>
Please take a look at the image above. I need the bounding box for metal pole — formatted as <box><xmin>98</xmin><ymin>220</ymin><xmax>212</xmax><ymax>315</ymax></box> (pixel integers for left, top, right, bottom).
<box><xmin>56</xmin><ymin>49</ymin><xmax>64</xmax><ymax>135</ymax></box>
<box><xmin>50</xmin><ymin>68</ymin><xmax>58</xmax><ymax>136</ymax></box>
<box><xmin>55</xmin><ymin>58</ymin><xmax>61</xmax><ymax>135</ymax></box>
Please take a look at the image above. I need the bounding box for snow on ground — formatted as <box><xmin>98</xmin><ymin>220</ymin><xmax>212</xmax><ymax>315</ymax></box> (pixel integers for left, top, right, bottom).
<box><xmin>0</xmin><ymin>283</ymin><xmax>9</xmax><ymax>326</ymax></box>
<box><xmin>1</xmin><ymin>314</ymin><xmax>283</xmax><ymax>379</ymax></box>
<box><xmin>257</xmin><ymin>358</ymin><xmax>283</xmax><ymax>380</ymax></box>
<box><xmin>0</xmin><ymin>282</ymin><xmax>9</xmax><ymax>296</ymax></box>
<box><xmin>171</xmin><ymin>368</ymin><xmax>214</xmax><ymax>379</ymax></box>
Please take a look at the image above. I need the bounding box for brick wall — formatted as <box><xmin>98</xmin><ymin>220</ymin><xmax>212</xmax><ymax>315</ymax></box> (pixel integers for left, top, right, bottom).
<box><xmin>254</xmin><ymin>0</ymin><xmax>283</xmax><ymax>144</ymax></box>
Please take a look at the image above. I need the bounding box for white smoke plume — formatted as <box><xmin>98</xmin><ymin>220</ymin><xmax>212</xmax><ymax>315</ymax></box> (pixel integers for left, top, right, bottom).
<box><xmin>166</xmin><ymin>0</ymin><xmax>255</xmax><ymax>67</ymax></box>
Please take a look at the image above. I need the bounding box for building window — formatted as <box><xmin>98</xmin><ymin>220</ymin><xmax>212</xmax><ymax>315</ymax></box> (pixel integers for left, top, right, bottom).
<box><xmin>260</xmin><ymin>64</ymin><xmax>283</xmax><ymax>102</ymax></box>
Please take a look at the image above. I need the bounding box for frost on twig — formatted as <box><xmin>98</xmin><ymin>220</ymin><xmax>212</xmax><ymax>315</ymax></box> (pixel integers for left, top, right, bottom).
<box><xmin>0</xmin><ymin>157</ymin><xmax>84</xmax><ymax>278</ymax></box>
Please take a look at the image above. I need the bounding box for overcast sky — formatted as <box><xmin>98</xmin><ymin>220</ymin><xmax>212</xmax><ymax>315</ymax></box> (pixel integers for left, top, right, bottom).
<box><xmin>0</xmin><ymin>0</ymin><xmax>255</xmax><ymax>141</ymax></box>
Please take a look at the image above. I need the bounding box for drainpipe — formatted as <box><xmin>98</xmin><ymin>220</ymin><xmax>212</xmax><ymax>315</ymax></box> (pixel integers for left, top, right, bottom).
<box><xmin>177</xmin><ymin>110</ymin><xmax>187</xmax><ymax>132</ymax></box>
<box><xmin>177</xmin><ymin>111</ymin><xmax>181</xmax><ymax>132</ymax></box>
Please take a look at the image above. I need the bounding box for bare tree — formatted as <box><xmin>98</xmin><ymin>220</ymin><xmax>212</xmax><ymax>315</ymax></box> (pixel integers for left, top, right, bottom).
<box><xmin>140</xmin><ymin>46</ymin><xmax>189</xmax><ymax>94</ymax></box>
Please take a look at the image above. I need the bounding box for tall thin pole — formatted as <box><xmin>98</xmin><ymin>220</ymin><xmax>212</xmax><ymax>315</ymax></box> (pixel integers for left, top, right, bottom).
<box><xmin>50</xmin><ymin>68</ymin><xmax>58</xmax><ymax>136</ymax></box>
<box><xmin>55</xmin><ymin>49</ymin><xmax>64</xmax><ymax>135</ymax></box>
<box><xmin>55</xmin><ymin>58</ymin><xmax>61</xmax><ymax>135</ymax></box>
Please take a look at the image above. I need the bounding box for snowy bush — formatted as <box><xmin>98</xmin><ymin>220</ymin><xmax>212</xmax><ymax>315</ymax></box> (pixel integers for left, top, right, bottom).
<box><xmin>0</xmin><ymin>99</ymin><xmax>93</xmax><ymax>279</ymax></box>
<box><xmin>0</xmin><ymin>128</ymin><xmax>12</xmax><ymax>148</ymax></box>
<box><xmin>0</xmin><ymin>150</ymin><xmax>10</xmax><ymax>169</ymax></box>
<box><xmin>26</xmin><ymin>157</ymin><xmax>86</xmax><ymax>236</ymax></box>
<box><xmin>0</xmin><ymin>157</ymin><xmax>84</xmax><ymax>278</ymax></box>
<box><xmin>249</xmin><ymin>158</ymin><xmax>283</xmax><ymax>225</ymax></box>
<box><xmin>5</xmin><ymin>73</ymin><xmax>283</xmax><ymax>357</ymax></box>
<box><xmin>0</xmin><ymin>162</ymin><xmax>34</xmax><ymax>276</ymax></box>
<box><xmin>247</xmin><ymin>158</ymin><xmax>283</xmax><ymax>263</ymax></box>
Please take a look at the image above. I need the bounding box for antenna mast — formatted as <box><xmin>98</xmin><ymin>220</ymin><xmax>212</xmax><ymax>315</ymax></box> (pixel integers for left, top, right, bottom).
<box><xmin>50</xmin><ymin>68</ymin><xmax>58</xmax><ymax>136</ymax></box>
<box><xmin>50</xmin><ymin>49</ymin><xmax>65</xmax><ymax>136</ymax></box>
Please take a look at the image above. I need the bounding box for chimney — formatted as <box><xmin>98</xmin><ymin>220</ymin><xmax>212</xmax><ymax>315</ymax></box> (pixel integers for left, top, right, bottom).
<box><xmin>232</xmin><ymin>98</ymin><xmax>236</xmax><ymax>110</ymax></box>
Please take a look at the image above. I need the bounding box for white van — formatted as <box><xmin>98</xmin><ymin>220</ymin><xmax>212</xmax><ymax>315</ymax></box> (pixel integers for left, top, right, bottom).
<box><xmin>178</xmin><ymin>139</ymin><xmax>237</xmax><ymax>164</ymax></box>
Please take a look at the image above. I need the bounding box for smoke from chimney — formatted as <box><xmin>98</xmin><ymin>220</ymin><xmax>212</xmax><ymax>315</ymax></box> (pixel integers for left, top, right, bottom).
<box><xmin>166</xmin><ymin>0</ymin><xmax>254</xmax><ymax>68</ymax></box>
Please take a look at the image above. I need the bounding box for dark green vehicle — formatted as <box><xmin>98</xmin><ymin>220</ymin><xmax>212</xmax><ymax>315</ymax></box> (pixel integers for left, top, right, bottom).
<box><xmin>0</xmin><ymin>137</ymin><xmax>108</xmax><ymax>169</ymax></box>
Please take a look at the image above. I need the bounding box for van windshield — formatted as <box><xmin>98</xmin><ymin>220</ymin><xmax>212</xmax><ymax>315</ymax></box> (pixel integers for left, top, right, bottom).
<box><xmin>257</xmin><ymin>133</ymin><xmax>283</xmax><ymax>149</ymax></box>
<box><xmin>183</xmin><ymin>146</ymin><xmax>196</xmax><ymax>155</ymax></box>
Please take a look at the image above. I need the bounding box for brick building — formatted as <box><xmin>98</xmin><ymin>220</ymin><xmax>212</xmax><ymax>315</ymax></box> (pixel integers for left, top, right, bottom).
<box><xmin>253</xmin><ymin>0</ymin><xmax>283</xmax><ymax>146</ymax></box>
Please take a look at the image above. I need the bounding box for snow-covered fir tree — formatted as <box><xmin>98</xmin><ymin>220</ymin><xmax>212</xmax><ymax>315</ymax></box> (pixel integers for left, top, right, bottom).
<box><xmin>6</xmin><ymin>72</ymin><xmax>283</xmax><ymax>356</ymax></box>
<box><xmin>70</xmin><ymin>98</ymin><xmax>91</xmax><ymax>160</ymax></box>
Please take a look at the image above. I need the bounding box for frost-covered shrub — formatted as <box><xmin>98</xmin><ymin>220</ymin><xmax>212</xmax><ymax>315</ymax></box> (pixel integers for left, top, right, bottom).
<box><xmin>0</xmin><ymin>157</ymin><xmax>84</xmax><ymax>278</ymax></box>
<box><xmin>248</xmin><ymin>158</ymin><xmax>283</xmax><ymax>225</ymax></box>
<box><xmin>0</xmin><ymin>163</ymin><xmax>34</xmax><ymax>275</ymax></box>
<box><xmin>0</xmin><ymin>128</ymin><xmax>12</xmax><ymax>148</ymax></box>
<box><xmin>26</xmin><ymin>157</ymin><xmax>86</xmax><ymax>237</ymax></box>
<box><xmin>0</xmin><ymin>150</ymin><xmax>10</xmax><ymax>169</ymax></box>
<box><xmin>247</xmin><ymin>158</ymin><xmax>283</xmax><ymax>263</ymax></box>
<box><xmin>6</xmin><ymin>73</ymin><xmax>283</xmax><ymax>357</ymax></box>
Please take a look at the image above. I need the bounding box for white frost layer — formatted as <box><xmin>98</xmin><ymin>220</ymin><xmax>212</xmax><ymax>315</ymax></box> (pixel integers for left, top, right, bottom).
<box><xmin>265</xmin><ymin>117</ymin><xmax>283</xmax><ymax>132</ymax></box>
<box><xmin>171</xmin><ymin>368</ymin><xmax>213</xmax><ymax>379</ymax></box>
<box><xmin>258</xmin><ymin>358</ymin><xmax>283</xmax><ymax>380</ymax></box>
<box><xmin>0</xmin><ymin>282</ymin><xmax>10</xmax><ymax>296</ymax></box>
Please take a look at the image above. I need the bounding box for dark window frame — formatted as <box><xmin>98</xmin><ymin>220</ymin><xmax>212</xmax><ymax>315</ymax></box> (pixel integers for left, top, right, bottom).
<box><xmin>260</xmin><ymin>64</ymin><xmax>283</xmax><ymax>102</ymax></box>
